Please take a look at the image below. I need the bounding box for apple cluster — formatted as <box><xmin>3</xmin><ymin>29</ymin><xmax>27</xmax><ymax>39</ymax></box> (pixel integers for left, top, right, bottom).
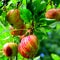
<box><xmin>3</xmin><ymin>34</ymin><xmax>39</xmax><ymax>58</ymax></box>
<box><xmin>3</xmin><ymin>9</ymin><xmax>39</xmax><ymax>59</ymax></box>
<box><xmin>7</xmin><ymin>9</ymin><xmax>26</xmax><ymax>36</ymax></box>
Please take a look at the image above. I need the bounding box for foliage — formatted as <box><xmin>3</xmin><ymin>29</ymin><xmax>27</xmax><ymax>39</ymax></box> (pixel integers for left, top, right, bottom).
<box><xmin>0</xmin><ymin>0</ymin><xmax>60</xmax><ymax>60</ymax></box>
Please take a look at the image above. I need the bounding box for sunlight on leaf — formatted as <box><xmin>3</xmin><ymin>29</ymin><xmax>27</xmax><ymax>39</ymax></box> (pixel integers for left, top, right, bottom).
<box><xmin>11</xmin><ymin>0</ymin><xmax>18</xmax><ymax>4</ymax></box>
<box><xmin>51</xmin><ymin>54</ymin><xmax>60</xmax><ymax>60</ymax></box>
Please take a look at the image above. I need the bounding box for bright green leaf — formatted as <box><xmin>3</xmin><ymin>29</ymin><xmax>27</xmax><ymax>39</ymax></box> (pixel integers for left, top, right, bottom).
<box><xmin>51</xmin><ymin>54</ymin><xmax>60</xmax><ymax>60</ymax></box>
<box><xmin>20</xmin><ymin>8</ymin><xmax>32</xmax><ymax>23</ymax></box>
<box><xmin>11</xmin><ymin>0</ymin><xmax>18</xmax><ymax>4</ymax></box>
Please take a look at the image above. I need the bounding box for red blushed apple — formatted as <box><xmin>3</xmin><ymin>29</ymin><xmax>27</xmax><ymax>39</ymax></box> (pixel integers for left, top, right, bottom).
<box><xmin>45</xmin><ymin>9</ymin><xmax>60</xmax><ymax>21</ymax></box>
<box><xmin>45</xmin><ymin>9</ymin><xmax>58</xmax><ymax>19</ymax></box>
<box><xmin>7</xmin><ymin>9</ymin><xmax>26</xmax><ymax>34</ymax></box>
<box><xmin>7</xmin><ymin>9</ymin><xmax>23</xmax><ymax>28</ymax></box>
<box><xmin>18</xmin><ymin>35</ymin><xmax>39</xmax><ymax>58</ymax></box>
<box><xmin>10</xmin><ymin>24</ymin><xmax>26</xmax><ymax>36</ymax></box>
<box><xmin>7</xmin><ymin>9</ymin><xmax>21</xmax><ymax>24</ymax></box>
<box><xmin>3</xmin><ymin>43</ymin><xmax>18</xmax><ymax>57</ymax></box>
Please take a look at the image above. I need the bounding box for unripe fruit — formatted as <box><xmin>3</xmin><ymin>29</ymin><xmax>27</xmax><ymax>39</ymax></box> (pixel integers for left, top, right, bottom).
<box><xmin>7</xmin><ymin>9</ymin><xmax>26</xmax><ymax>35</ymax></box>
<box><xmin>18</xmin><ymin>35</ymin><xmax>39</xmax><ymax>58</ymax></box>
<box><xmin>3</xmin><ymin>43</ymin><xmax>18</xmax><ymax>57</ymax></box>
<box><xmin>7</xmin><ymin>9</ymin><xmax>23</xmax><ymax>28</ymax></box>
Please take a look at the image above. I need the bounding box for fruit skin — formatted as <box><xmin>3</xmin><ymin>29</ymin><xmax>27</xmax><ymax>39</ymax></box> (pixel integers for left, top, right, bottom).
<box><xmin>3</xmin><ymin>42</ymin><xmax>18</xmax><ymax>57</ymax></box>
<box><xmin>10</xmin><ymin>24</ymin><xmax>26</xmax><ymax>36</ymax></box>
<box><xmin>7</xmin><ymin>9</ymin><xmax>26</xmax><ymax>35</ymax></box>
<box><xmin>45</xmin><ymin>9</ymin><xmax>58</xmax><ymax>19</ymax></box>
<box><xmin>7</xmin><ymin>9</ymin><xmax>23</xmax><ymax>29</ymax></box>
<box><xmin>18</xmin><ymin>35</ymin><xmax>39</xmax><ymax>58</ymax></box>
<box><xmin>45</xmin><ymin>9</ymin><xmax>60</xmax><ymax>20</ymax></box>
<box><xmin>11</xmin><ymin>29</ymin><xmax>25</xmax><ymax>36</ymax></box>
<box><xmin>56</xmin><ymin>9</ymin><xmax>60</xmax><ymax>20</ymax></box>
<box><xmin>19</xmin><ymin>35</ymin><xmax>26</xmax><ymax>40</ymax></box>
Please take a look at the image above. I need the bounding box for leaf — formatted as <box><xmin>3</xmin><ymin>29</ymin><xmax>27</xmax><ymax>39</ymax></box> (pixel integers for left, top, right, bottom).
<box><xmin>57</xmin><ymin>4</ymin><xmax>60</xmax><ymax>8</ymax></box>
<box><xmin>51</xmin><ymin>54</ymin><xmax>60</xmax><ymax>60</ymax></box>
<box><xmin>34</xmin><ymin>56</ymin><xmax>40</xmax><ymax>60</ymax></box>
<box><xmin>20</xmin><ymin>8</ymin><xmax>32</xmax><ymax>23</ymax></box>
<box><xmin>56</xmin><ymin>48</ymin><xmax>60</xmax><ymax>55</ymax></box>
<box><xmin>22</xmin><ymin>0</ymin><xmax>26</xmax><ymax>5</ymax></box>
<box><xmin>56</xmin><ymin>22</ymin><xmax>60</xmax><ymax>30</ymax></box>
<box><xmin>0</xmin><ymin>9</ymin><xmax>3</xmax><ymax>15</ymax></box>
<box><xmin>0</xmin><ymin>1</ymin><xmax>3</xmax><ymax>7</ymax></box>
<box><xmin>11</xmin><ymin>0</ymin><xmax>18</xmax><ymax>4</ymax></box>
<box><xmin>33</xmin><ymin>0</ymin><xmax>46</xmax><ymax>14</ymax></box>
<box><xmin>39</xmin><ymin>1</ymin><xmax>46</xmax><ymax>11</ymax></box>
<box><xmin>49</xmin><ymin>22</ymin><xmax>60</xmax><ymax>29</ymax></box>
<box><xmin>52</xmin><ymin>0</ymin><xmax>60</xmax><ymax>7</ymax></box>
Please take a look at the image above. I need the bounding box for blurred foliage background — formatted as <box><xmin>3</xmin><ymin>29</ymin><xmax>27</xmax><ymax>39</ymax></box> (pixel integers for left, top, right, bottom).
<box><xmin>0</xmin><ymin>0</ymin><xmax>60</xmax><ymax>60</ymax></box>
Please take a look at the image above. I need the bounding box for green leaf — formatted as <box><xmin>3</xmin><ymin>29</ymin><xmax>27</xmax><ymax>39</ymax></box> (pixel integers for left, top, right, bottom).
<box><xmin>51</xmin><ymin>54</ymin><xmax>60</xmax><ymax>60</ymax></box>
<box><xmin>57</xmin><ymin>4</ymin><xmax>60</xmax><ymax>8</ymax></box>
<box><xmin>33</xmin><ymin>0</ymin><xmax>41</xmax><ymax>13</ymax></box>
<box><xmin>20</xmin><ymin>8</ymin><xmax>32</xmax><ymax>23</ymax></box>
<box><xmin>52</xmin><ymin>0</ymin><xmax>60</xmax><ymax>7</ymax></box>
<box><xmin>11</xmin><ymin>0</ymin><xmax>18</xmax><ymax>4</ymax></box>
<box><xmin>22</xmin><ymin>0</ymin><xmax>26</xmax><ymax>5</ymax></box>
<box><xmin>34</xmin><ymin>56</ymin><xmax>40</xmax><ymax>60</ymax></box>
<box><xmin>56</xmin><ymin>22</ymin><xmax>60</xmax><ymax>30</ymax></box>
<box><xmin>33</xmin><ymin>0</ymin><xmax>46</xmax><ymax>14</ymax></box>
<box><xmin>39</xmin><ymin>1</ymin><xmax>46</xmax><ymax>11</ymax></box>
<box><xmin>0</xmin><ymin>1</ymin><xmax>3</xmax><ymax>7</ymax></box>
<box><xmin>49</xmin><ymin>22</ymin><xmax>60</xmax><ymax>29</ymax></box>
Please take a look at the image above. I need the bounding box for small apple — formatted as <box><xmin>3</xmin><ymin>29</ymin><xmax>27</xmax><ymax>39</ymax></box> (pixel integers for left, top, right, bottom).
<box><xmin>7</xmin><ymin>9</ymin><xmax>23</xmax><ymax>28</ymax></box>
<box><xmin>45</xmin><ymin>9</ymin><xmax>58</xmax><ymax>19</ymax></box>
<box><xmin>18</xmin><ymin>35</ymin><xmax>39</xmax><ymax>58</ymax></box>
<box><xmin>45</xmin><ymin>9</ymin><xmax>60</xmax><ymax>21</ymax></box>
<box><xmin>3</xmin><ymin>42</ymin><xmax>18</xmax><ymax>57</ymax></box>
<box><xmin>7</xmin><ymin>9</ymin><xmax>26</xmax><ymax>34</ymax></box>
<box><xmin>11</xmin><ymin>24</ymin><xmax>26</xmax><ymax>36</ymax></box>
